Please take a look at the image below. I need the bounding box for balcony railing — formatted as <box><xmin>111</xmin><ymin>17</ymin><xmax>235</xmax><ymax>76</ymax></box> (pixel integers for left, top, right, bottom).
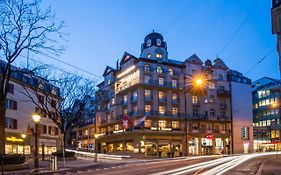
<box><xmin>192</xmin><ymin>102</ymin><xmax>200</xmax><ymax>107</ymax></box>
<box><xmin>172</xmin><ymin>99</ymin><xmax>180</xmax><ymax>105</ymax></box>
<box><xmin>159</xmin><ymin>97</ymin><xmax>166</xmax><ymax>103</ymax></box>
<box><xmin>187</xmin><ymin>114</ymin><xmax>208</xmax><ymax>120</ymax></box>
<box><xmin>144</xmin><ymin>96</ymin><xmax>153</xmax><ymax>102</ymax></box>
<box><xmin>217</xmin><ymin>90</ymin><xmax>230</xmax><ymax>97</ymax></box>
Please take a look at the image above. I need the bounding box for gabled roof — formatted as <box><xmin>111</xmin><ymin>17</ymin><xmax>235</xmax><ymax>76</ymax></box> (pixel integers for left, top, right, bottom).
<box><xmin>103</xmin><ymin>66</ymin><xmax>115</xmax><ymax>76</ymax></box>
<box><xmin>213</xmin><ymin>58</ymin><xmax>228</xmax><ymax>70</ymax></box>
<box><xmin>184</xmin><ymin>54</ymin><xmax>203</xmax><ymax>65</ymax></box>
<box><xmin>120</xmin><ymin>52</ymin><xmax>137</xmax><ymax>65</ymax></box>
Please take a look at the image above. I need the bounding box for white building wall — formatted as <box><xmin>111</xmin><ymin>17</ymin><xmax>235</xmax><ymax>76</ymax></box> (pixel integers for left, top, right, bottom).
<box><xmin>231</xmin><ymin>81</ymin><xmax>254</xmax><ymax>154</ymax></box>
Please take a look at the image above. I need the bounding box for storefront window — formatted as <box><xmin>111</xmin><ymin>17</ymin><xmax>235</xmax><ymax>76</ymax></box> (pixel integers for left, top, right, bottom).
<box><xmin>144</xmin><ymin>120</ymin><xmax>151</xmax><ymax>128</ymax></box>
<box><xmin>172</xmin><ymin>121</ymin><xmax>179</xmax><ymax>129</ymax></box>
<box><xmin>159</xmin><ymin>106</ymin><xmax>165</xmax><ymax>115</ymax></box>
<box><xmin>158</xmin><ymin>120</ymin><xmax>166</xmax><ymax>128</ymax></box>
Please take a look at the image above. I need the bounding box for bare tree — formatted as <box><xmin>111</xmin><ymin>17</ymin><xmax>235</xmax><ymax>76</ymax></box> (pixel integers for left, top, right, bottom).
<box><xmin>0</xmin><ymin>0</ymin><xmax>65</xmax><ymax>154</ymax></box>
<box><xmin>18</xmin><ymin>71</ymin><xmax>97</xmax><ymax>154</ymax></box>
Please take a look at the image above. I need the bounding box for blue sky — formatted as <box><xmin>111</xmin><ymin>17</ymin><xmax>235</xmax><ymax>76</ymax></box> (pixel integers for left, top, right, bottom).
<box><xmin>27</xmin><ymin>0</ymin><xmax>278</xmax><ymax>82</ymax></box>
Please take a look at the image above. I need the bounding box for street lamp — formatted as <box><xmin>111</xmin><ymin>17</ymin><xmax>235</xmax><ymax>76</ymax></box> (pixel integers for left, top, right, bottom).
<box><xmin>32</xmin><ymin>114</ymin><xmax>41</xmax><ymax>170</ymax></box>
<box><xmin>94</xmin><ymin>134</ymin><xmax>99</xmax><ymax>162</ymax></box>
<box><xmin>21</xmin><ymin>133</ymin><xmax>26</xmax><ymax>155</ymax></box>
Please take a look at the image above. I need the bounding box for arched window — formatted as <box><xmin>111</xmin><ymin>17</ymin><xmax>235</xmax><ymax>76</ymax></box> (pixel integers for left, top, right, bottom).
<box><xmin>156</xmin><ymin>38</ymin><xmax>162</xmax><ymax>46</ymax></box>
<box><xmin>146</xmin><ymin>39</ymin><xmax>152</xmax><ymax>47</ymax></box>
<box><xmin>156</xmin><ymin>53</ymin><xmax>162</xmax><ymax>58</ymax></box>
<box><xmin>157</xmin><ymin>66</ymin><xmax>162</xmax><ymax>74</ymax></box>
<box><xmin>144</xmin><ymin>64</ymin><xmax>150</xmax><ymax>71</ymax></box>
<box><xmin>147</xmin><ymin>53</ymin><xmax>151</xmax><ymax>58</ymax></box>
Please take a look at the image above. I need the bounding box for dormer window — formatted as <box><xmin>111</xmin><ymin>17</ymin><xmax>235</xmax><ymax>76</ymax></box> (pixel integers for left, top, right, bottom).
<box><xmin>156</xmin><ymin>38</ymin><xmax>162</xmax><ymax>46</ymax></box>
<box><xmin>146</xmin><ymin>39</ymin><xmax>152</xmax><ymax>47</ymax></box>
<box><xmin>156</xmin><ymin>53</ymin><xmax>162</xmax><ymax>59</ymax></box>
<box><xmin>157</xmin><ymin>66</ymin><xmax>162</xmax><ymax>74</ymax></box>
<box><xmin>147</xmin><ymin>53</ymin><xmax>151</xmax><ymax>58</ymax></box>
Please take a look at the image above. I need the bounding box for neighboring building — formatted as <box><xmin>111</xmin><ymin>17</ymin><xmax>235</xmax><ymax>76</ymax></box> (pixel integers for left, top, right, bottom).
<box><xmin>94</xmin><ymin>32</ymin><xmax>253</xmax><ymax>157</ymax></box>
<box><xmin>252</xmin><ymin>77</ymin><xmax>281</xmax><ymax>152</ymax></box>
<box><xmin>3</xmin><ymin>61</ymin><xmax>60</xmax><ymax>155</ymax></box>
<box><xmin>68</xmin><ymin>96</ymin><xmax>97</xmax><ymax>150</ymax></box>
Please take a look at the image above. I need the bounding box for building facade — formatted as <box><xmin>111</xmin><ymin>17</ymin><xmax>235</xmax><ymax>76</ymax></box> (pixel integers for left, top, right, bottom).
<box><xmin>94</xmin><ymin>32</ymin><xmax>253</xmax><ymax>157</ymax></box>
<box><xmin>3</xmin><ymin>62</ymin><xmax>60</xmax><ymax>155</ymax></box>
<box><xmin>252</xmin><ymin>77</ymin><xmax>281</xmax><ymax>152</ymax></box>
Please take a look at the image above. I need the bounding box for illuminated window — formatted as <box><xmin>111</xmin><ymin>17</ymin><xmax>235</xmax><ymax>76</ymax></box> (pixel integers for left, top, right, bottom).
<box><xmin>123</xmin><ymin>95</ymin><xmax>128</xmax><ymax>104</ymax></box>
<box><xmin>208</xmin><ymin>83</ymin><xmax>215</xmax><ymax>89</ymax></box>
<box><xmin>159</xmin><ymin>106</ymin><xmax>165</xmax><ymax>115</ymax></box>
<box><xmin>192</xmin><ymin>96</ymin><xmax>198</xmax><ymax>104</ymax></box>
<box><xmin>145</xmin><ymin>105</ymin><xmax>151</xmax><ymax>113</ymax></box>
<box><xmin>172</xmin><ymin>93</ymin><xmax>178</xmax><ymax>101</ymax></box>
<box><xmin>267</xmin><ymin>120</ymin><xmax>271</xmax><ymax>126</ymax></box>
<box><xmin>158</xmin><ymin>120</ymin><xmax>166</xmax><ymax>128</ymax></box>
<box><xmin>172</xmin><ymin>121</ymin><xmax>179</xmax><ymax>129</ymax></box>
<box><xmin>107</xmin><ymin>79</ymin><xmax>111</xmax><ymax>85</ymax></box>
<box><xmin>210</xmin><ymin>96</ymin><xmax>215</xmax><ymax>103</ymax></box>
<box><xmin>168</xmin><ymin>68</ymin><xmax>173</xmax><ymax>75</ymax></box>
<box><xmin>147</xmin><ymin>39</ymin><xmax>152</xmax><ymax>47</ymax></box>
<box><xmin>145</xmin><ymin>90</ymin><xmax>151</xmax><ymax>97</ymax></box>
<box><xmin>114</xmin><ymin>124</ymin><xmax>119</xmax><ymax>131</ymax></box>
<box><xmin>172</xmin><ymin>107</ymin><xmax>178</xmax><ymax>115</ymax></box>
<box><xmin>156</xmin><ymin>38</ymin><xmax>162</xmax><ymax>46</ymax></box>
<box><xmin>158</xmin><ymin>77</ymin><xmax>164</xmax><ymax>85</ymax></box>
<box><xmin>172</xmin><ymin>79</ymin><xmax>177</xmax><ymax>87</ymax></box>
<box><xmin>123</xmin><ymin>108</ymin><xmax>128</xmax><ymax>115</ymax></box>
<box><xmin>147</xmin><ymin>53</ymin><xmax>151</xmax><ymax>58</ymax></box>
<box><xmin>144</xmin><ymin>120</ymin><xmax>151</xmax><ymax>128</ymax></box>
<box><xmin>156</xmin><ymin>53</ymin><xmax>162</xmax><ymax>58</ymax></box>
<box><xmin>158</xmin><ymin>91</ymin><xmax>165</xmax><ymax>100</ymax></box>
<box><xmin>112</xmin><ymin>98</ymin><xmax>115</xmax><ymax>105</ymax></box>
<box><xmin>157</xmin><ymin>66</ymin><xmax>162</xmax><ymax>73</ymax></box>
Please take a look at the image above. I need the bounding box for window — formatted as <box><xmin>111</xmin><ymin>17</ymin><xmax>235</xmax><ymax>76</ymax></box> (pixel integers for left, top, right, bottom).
<box><xmin>144</xmin><ymin>75</ymin><xmax>151</xmax><ymax>84</ymax></box>
<box><xmin>107</xmin><ymin>79</ymin><xmax>111</xmax><ymax>85</ymax></box>
<box><xmin>159</xmin><ymin>106</ymin><xmax>165</xmax><ymax>115</ymax></box>
<box><xmin>51</xmin><ymin>99</ymin><xmax>57</xmax><ymax>108</ymax></box>
<box><xmin>210</xmin><ymin>109</ymin><xmax>215</xmax><ymax>116</ymax></box>
<box><xmin>40</xmin><ymin>125</ymin><xmax>47</xmax><ymax>134</ymax></box>
<box><xmin>112</xmin><ymin>98</ymin><xmax>115</xmax><ymax>105</ymax></box>
<box><xmin>157</xmin><ymin>66</ymin><xmax>162</xmax><ymax>73</ymax></box>
<box><xmin>114</xmin><ymin>124</ymin><xmax>119</xmax><ymax>131</ymax></box>
<box><xmin>158</xmin><ymin>77</ymin><xmax>164</xmax><ymax>85</ymax></box>
<box><xmin>132</xmin><ymin>91</ymin><xmax>138</xmax><ymax>101</ymax></box>
<box><xmin>218</xmin><ymin>86</ymin><xmax>225</xmax><ymax>90</ymax></box>
<box><xmin>172</xmin><ymin>93</ymin><xmax>178</xmax><ymax>101</ymax></box>
<box><xmin>193</xmin><ymin>109</ymin><xmax>198</xmax><ymax>116</ymax></box>
<box><xmin>192</xmin><ymin>96</ymin><xmax>198</xmax><ymax>104</ymax></box>
<box><xmin>38</xmin><ymin>95</ymin><xmax>44</xmax><ymax>104</ymax></box>
<box><xmin>172</xmin><ymin>107</ymin><xmax>178</xmax><ymax>115</ymax></box>
<box><xmin>145</xmin><ymin>105</ymin><xmax>151</xmax><ymax>113</ymax></box>
<box><xmin>144</xmin><ymin>120</ymin><xmax>151</xmax><ymax>128</ymax></box>
<box><xmin>144</xmin><ymin>64</ymin><xmax>150</xmax><ymax>71</ymax></box>
<box><xmin>168</xmin><ymin>68</ymin><xmax>173</xmax><ymax>75</ymax></box>
<box><xmin>208</xmin><ymin>83</ymin><xmax>215</xmax><ymax>89</ymax></box>
<box><xmin>209</xmin><ymin>96</ymin><xmax>215</xmax><ymax>103</ymax></box>
<box><xmin>158</xmin><ymin>91</ymin><xmax>165</xmax><ymax>101</ymax></box>
<box><xmin>123</xmin><ymin>95</ymin><xmax>128</xmax><ymax>104</ymax></box>
<box><xmin>146</xmin><ymin>39</ymin><xmax>152</xmax><ymax>47</ymax></box>
<box><xmin>172</xmin><ymin>79</ymin><xmax>177</xmax><ymax>87</ymax></box>
<box><xmin>6</xmin><ymin>99</ymin><xmax>17</xmax><ymax>110</ymax></box>
<box><xmin>172</xmin><ymin>121</ymin><xmax>180</xmax><ymax>129</ymax></box>
<box><xmin>158</xmin><ymin>120</ymin><xmax>166</xmax><ymax>128</ymax></box>
<box><xmin>156</xmin><ymin>38</ymin><xmax>162</xmax><ymax>46</ymax></box>
<box><xmin>145</xmin><ymin>90</ymin><xmax>151</xmax><ymax>97</ymax></box>
<box><xmin>156</xmin><ymin>53</ymin><xmax>162</xmax><ymax>58</ymax></box>
<box><xmin>147</xmin><ymin>54</ymin><xmax>151</xmax><ymax>58</ymax></box>
<box><xmin>133</xmin><ymin>106</ymin><xmax>138</xmax><ymax>113</ymax></box>
<box><xmin>123</xmin><ymin>108</ymin><xmax>128</xmax><ymax>115</ymax></box>
<box><xmin>8</xmin><ymin>83</ymin><xmax>14</xmax><ymax>94</ymax></box>
<box><xmin>5</xmin><ymin>117</ymin><xmax>17</xmax><ymax>129</ymax></box>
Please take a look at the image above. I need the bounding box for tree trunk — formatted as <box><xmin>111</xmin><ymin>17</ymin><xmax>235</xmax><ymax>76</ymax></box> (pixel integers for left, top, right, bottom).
<box><xmin>0</xmin><ymin>100</ymin><xmax>6</xmax><ymax>155</ymax></box>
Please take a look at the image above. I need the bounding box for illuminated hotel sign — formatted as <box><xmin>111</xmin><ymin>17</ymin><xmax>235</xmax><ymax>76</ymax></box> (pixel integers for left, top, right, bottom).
<box><xmin>6</xmin><ymin>137</ymin><xmax>24</xmax><ymax>142</ymax></box>
<box><xmin>116</xmin><ymin>68</ymin><xmax>140</xmax><ymax>93</ymax></box>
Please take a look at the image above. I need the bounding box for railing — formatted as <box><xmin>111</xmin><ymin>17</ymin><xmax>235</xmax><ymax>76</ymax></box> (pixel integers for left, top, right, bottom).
<box><xmin>217</xmin><ymin>90</ymin><xmax>230</xmax><ymax>97</ymax></box>
<box><xmin>187</xmin><ymin>114</ymin><xmax>208</xmax><ymax>120</ymax></box>
<box><xmin>192</xmin><ymin>102</ymin><xmax>200</xmax><ymax>107</ymax></box>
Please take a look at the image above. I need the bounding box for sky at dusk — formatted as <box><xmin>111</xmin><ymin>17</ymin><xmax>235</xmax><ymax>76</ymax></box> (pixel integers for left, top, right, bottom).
<box><xmin>19</xmin><ymin>0</ymin><xmax>279</xmax><ymax>82</ymax></box>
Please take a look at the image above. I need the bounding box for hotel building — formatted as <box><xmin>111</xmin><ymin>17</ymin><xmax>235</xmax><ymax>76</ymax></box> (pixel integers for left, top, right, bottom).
<box><xmin>94</xmin><ymin>32</ymin><xmax>253</xmax><ymax>157</ymax></box>
<box><xmin>252</xmin><ymin>77</ymin><xmax>281</xmax><ymax>151</ymax></box>
<box><xmin>3</xmin><ymin>61</ymin><xmax>60</xmax><ymax>155</ymax></box>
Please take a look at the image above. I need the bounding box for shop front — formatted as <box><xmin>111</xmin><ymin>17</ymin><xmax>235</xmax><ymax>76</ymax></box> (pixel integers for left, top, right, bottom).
<box><xmin>5</xmin><ymin>132</ymin><xmax>31</xmax><ymax>154</ymax></box>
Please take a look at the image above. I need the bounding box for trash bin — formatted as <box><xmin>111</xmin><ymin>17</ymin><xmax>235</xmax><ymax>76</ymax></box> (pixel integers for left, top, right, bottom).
<box><xmin>49</xmin><ymin>156</ymin><xmax>57</xmax><ymax>170</ymax></box>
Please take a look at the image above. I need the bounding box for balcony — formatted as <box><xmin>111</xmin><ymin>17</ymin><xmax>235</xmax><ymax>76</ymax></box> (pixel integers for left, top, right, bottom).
<box><xmin>217</xmin><ymin>90</ymin><xmax>230</xmax><ymax>97</ymax></box>
<box><xmin>188</xmin><ymin>114</ymin><xmax>208</xmax><ymax>120</ymax></box>
<box><xmin>144</xmin><ymin>96</ymin><xmax>153</xmax><ymax>102</ymax></box>
<box><xmin>192</xmin><ymin>102</ymin><xmax>200</xmax><ymax>107</ymax></box>
<box><xmin>159</xmin><ymin>97</ymin><xmax>166</xmax><ymax>103</ymax></box>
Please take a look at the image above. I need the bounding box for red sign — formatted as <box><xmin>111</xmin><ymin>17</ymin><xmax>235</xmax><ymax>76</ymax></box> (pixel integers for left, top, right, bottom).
<box><xmin>206</xmin><ymin>134</ymin><xmax>214</xmax><ymax>139</ymax></box>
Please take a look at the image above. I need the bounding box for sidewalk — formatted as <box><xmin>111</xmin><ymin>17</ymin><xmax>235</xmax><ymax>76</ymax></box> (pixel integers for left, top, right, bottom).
<box><xmin>257</xmin><ymin>156</ymin><xmax>281</xmax><ymax>175</ymax></box>
<box><xmin>2</xmin><ymin>159</ymin><xmax>98</xmax><ymax>175</ymax></box>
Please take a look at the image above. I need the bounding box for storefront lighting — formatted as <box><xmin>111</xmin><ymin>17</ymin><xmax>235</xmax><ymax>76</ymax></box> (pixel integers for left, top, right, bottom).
<box><xmin>6</xmin><ymin>137</ymin><xmax>23</xmax><ymax>142</ymax></box>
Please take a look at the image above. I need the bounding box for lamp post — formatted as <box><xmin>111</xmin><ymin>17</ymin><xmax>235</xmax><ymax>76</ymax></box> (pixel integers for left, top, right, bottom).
<box><xmin>21</xmin><ymin>133</ymin><xmax>26</xmax><ymax>155</ymax></box>
<box><xmin>94</xmin><ymin>134</ymin><xmax>99</xmax><ymax>162</ymax></box>
<box><xmin>32</xmin><ymin>114</ymin><xmax>41</xmax><ymax>170</ymax></box>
